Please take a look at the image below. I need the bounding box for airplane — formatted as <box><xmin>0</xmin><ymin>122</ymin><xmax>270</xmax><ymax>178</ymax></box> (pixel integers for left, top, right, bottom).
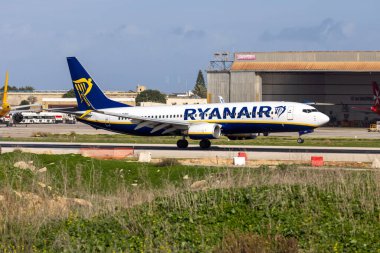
<box><xmin>352</xmin><ymin>82</ymin><xmax>380</xmax><ymax>115</ymax></box>
<box><xmin>0</xmin><ymin>72</ymin><xmax>40</xmax><ymax>124</ymax></box>
<box><xmin>372</xmin><ymin>82</ymin><xmax>380</xmax><ymax>114</ymax></box>
<box><xmin>54</xmin><ymin>57</ymin><xmax>329</xmax><ymax>148</ymax></box>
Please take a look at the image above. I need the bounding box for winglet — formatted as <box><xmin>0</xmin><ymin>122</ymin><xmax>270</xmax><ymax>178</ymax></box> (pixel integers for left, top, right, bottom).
<box><xmin>1</xmin><ymin>71</ymin><xmax>11</xmax><ymax>114</ymax></box>
<box><xmin>2</xmin><ymin>71</ymin><xmax>8</xmax><ymax>104</ymax></box>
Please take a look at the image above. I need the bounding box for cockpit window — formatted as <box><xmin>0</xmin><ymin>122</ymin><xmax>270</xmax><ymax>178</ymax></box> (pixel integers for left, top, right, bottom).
<box><xmin>302</xmin><ymin>109</ymin><xmax>318</xmax><ymax>113</ymax></box>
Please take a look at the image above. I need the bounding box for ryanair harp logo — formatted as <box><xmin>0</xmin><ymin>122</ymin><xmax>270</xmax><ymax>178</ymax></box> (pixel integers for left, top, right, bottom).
<box><xmin>274</xmin><ymin>106</ymin><xmax>286</xmax><ymax>118</ymax></box>
<box><xmin>73</xmin><ymin>78</ymin><xmax>93</xmax><ymax>106</ymax></box>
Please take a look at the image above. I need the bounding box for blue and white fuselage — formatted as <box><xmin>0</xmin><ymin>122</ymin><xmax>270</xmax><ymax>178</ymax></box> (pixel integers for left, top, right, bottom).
<box><xmin>64</xmin><ymin>57</ymin><xmax>329</xmax><ymax>149</ymax></box>
<box><xmin>77</xmin><ymin>101</ymin><xmax>329</xmax><ymax>136</ymax></box>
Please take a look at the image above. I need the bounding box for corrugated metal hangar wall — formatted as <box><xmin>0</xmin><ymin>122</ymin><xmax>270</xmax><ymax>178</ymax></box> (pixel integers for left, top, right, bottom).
<box><xmin>207</xmin><ymin>51</ymin><xmax>380</xmax><ymax>126</ymax></box>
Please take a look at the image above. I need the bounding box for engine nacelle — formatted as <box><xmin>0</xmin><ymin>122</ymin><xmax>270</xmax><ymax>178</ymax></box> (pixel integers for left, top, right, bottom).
<box><xmin>187</xmin><ymin>123</ymin><xmax>221</xmax><ymax>140</ymax></box>
<box><xmin>226</xmin><ymin>133</ymin><xmax>257</xmax><ymax>140</ymax></box>
<box><xmin>12</xmin><ymin>112</ymin><xmax>24</xmax><ymax>123</ymax></box>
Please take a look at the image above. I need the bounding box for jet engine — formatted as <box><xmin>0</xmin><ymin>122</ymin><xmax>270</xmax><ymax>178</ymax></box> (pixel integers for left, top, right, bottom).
<box><xmin>225</xmin><ymin>133</ymin><xmax>257</xmax><ymax>140</ymax></box>
<box><xmin>187</xmin><ymin>123</ymin><xmax>221</xmax><ymax>140</ymax></box>
<box><xmin>12</xmin><ymin>112</ymin><xmax>24</xmax><ymax>123</ymax></box>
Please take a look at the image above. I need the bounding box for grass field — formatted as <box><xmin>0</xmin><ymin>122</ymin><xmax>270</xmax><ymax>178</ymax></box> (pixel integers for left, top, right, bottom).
<box><xmin>3</xmin><ymin>132</ymin><xmax>380</xmax><ymax>147</ymax></box>
<box><xmin>0</xmin><ymin>152</ymin><xmax>379</xmax><ymax>252</ymax></box>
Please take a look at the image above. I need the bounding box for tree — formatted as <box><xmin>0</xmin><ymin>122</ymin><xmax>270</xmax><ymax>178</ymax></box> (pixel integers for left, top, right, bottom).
<box><xmin>0</xmin><ymin>85</ymin><xmax>35</xmax><ymax>91</ymax></box>
<box><xmin>192</xmin><ymin>70</ymin><xmax>207</xmax><ymax>98</ymax></box>
<box><xmin>135</xmin><ymin>89</ymin><xmax>166</xmax><ymax>106</ymax></box>
<box><xmin>27</xmin><ymin>95</ymin><xmax>37</xmax><ymax>104</ymax></box>
<box><xmin>0</xmin><ymin>85</ymin><xmax>17</xmax><ymax>91</ymax></box>
<box><xmin>22</xmin><ymin>86</ymin><xmax>35</xmax><ymax>92</ymax></box>
<box><xmin>62</xmin><ymin>89</ymin><xmax>76</xmax><ymax>98</ymax></box>
<box><xmin>19</xmin><ymin>100</ymin><xmax>30</xmax><ymax>106</ymax></box>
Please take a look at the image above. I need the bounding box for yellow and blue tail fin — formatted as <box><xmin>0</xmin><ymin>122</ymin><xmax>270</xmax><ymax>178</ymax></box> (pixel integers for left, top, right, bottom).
<box><xmin>67</xmin><ymin>57</ymin><xmax>132</xmax><ymax>111</ymax></box>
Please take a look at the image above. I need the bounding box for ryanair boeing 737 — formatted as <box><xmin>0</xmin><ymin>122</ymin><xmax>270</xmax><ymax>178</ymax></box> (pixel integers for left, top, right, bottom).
<box><xmin>60</xmin><ymin>57</ymin><xmax>329</xmax><ymax>149</ymax></box>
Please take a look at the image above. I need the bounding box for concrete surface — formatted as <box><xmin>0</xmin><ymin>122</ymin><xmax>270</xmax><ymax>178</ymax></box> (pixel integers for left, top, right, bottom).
<box><xmin>1</xmin><ymin>122</ymin><xmax>380</xmax><ymax>138</ymax></box>
<box><xmin>1</xmin><ymin>141</ymin><xmax>380</xmax><ymax>162</ymax></box>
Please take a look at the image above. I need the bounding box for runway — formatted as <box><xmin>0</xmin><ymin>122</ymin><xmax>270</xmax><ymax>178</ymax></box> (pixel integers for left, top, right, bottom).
<box><xmin>1</xmin><ymin>123</ymin><xmax>380</xmax><ymax>139</ymax></box>
<box><xmin>1</xmin><ymin>141</ymin><xmax>380</xmax><ymax>162</ymax></box>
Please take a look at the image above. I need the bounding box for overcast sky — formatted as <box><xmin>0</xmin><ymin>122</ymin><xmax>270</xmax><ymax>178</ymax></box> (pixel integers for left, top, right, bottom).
<box><xmin>0</xmin><ymin>0</ymin><xmax>379</xmax><ymax>92</ymax></box>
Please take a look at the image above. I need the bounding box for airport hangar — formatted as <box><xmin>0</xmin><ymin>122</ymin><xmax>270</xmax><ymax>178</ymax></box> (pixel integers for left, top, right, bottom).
<box><xmin>207</xmin><ymin>51</ymin><xmax>380</xmax><ymax>127</ymax></box>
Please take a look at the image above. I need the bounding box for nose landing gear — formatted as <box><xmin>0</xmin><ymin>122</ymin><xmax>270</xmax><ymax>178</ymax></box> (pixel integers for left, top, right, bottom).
<box><xmin>297</xmin><ymin>129</ymin><xmax>314</xmax><ymax>144</ymax></box>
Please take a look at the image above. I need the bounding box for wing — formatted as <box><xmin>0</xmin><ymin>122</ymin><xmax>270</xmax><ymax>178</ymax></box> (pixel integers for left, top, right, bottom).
<box><xmin>46</xmin><ymin>108</ymin><xmax>192</xmax><ymax>135</ymax></box>
<box><xmin>44</xmin><ymin>107</ymin><xmax>85</xmax><ymax>116</ymax></box>
<box><xmin>94</xmin><ymin>109</ymin><xmax>190</xmax><ymax>134</ymax></box>
<box><xmin>10</xmin><ymin>103</ymin><xmax>42</xmax><ymax>111</ymax></box>
<box><xmin>303</xmin><ymin>101</ymin><xmax>335</xmax><ymax>106</ymax></box>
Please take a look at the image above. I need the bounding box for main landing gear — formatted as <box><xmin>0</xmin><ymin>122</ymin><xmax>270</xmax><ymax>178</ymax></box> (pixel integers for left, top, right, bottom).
<box><xmin>176</xmin><ymin>138</ymin><xmax>212</xmax><ymax>149</ymax></box>
<box><xmin>199</xmin><ymin>139</ymin><xmax>211</xmax><ymax>149</ymax></box>
<box><xmin>177</xmin><ymin>138</ymin><xmax>188</xmax><ymax>149</ymax></box>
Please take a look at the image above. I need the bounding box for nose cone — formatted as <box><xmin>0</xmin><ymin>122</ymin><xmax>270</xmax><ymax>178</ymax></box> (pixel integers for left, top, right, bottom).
<box><xmin>318</xmin><ymin>113</ymin><xmax>330</xmax><ymax>126</ymax></box>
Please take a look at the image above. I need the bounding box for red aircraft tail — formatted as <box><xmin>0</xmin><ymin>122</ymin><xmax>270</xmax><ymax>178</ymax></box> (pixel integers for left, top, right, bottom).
<box><xmin>373</xmin><ymin>82</ymin><xmax>380</xmax><ymax>106</ymax></box>
<box><xmin>370</xmin><ymin>82</ymin><xmax>380</xmax><ymax>114</ymax></box>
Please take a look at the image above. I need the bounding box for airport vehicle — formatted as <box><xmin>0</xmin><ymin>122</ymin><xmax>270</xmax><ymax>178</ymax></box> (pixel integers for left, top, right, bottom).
<box><xmin>0</xmin><ymin>72</ymin><xmax>40</xmax><ymax>123</ymax></box>
<box><xmin>1</xmin><ymin>112</ymin><xmax>75</xmax><ymax>125</ymax></box>
<box><xmin>20</xmin><ymin>112</ymin><xmax>65</xmax><ymax>124</ymax></box>
<box><xmin>54</xmin><ymin>57</ymin><xmax>329</xmax><ymax>148</ymax></box>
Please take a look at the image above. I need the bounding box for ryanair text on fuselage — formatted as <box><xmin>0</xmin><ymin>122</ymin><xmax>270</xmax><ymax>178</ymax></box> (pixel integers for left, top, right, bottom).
<box><xmin>184</xmin><ymin>105</ymin><xmax>287</xmax><ymax>120</ymax></box>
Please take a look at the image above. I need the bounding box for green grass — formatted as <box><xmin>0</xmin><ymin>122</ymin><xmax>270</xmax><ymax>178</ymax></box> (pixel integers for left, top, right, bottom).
<box><xmin>0</xmin><ymin>152</ymin><xmax>221</xmax><ymax>194</ymax></box>
<box><xmin>3</xmin><ymin>133</ymin><xmax>380</xmax><ymax>147</ymax></box>
<box><xmin>0</xmin><ymin>152</ymin><xmax>379</xmax><ymax>252</ymax></box>
<box><xmin>35</xmin><ymin>184</ymin><xmax>380</xmax><ymax>252</ymax></box>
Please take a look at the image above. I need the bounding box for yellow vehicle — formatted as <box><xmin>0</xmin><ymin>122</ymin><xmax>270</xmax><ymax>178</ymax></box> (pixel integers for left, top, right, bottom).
<box><xmin>1</xmin><ymin>72</ymin><xmax>41</xmax><ymax>123</ymax></box>
<box><xmin>368</xmin><ymin>124</ymin><xmax>379</xmax><ymax>132</ymax></box>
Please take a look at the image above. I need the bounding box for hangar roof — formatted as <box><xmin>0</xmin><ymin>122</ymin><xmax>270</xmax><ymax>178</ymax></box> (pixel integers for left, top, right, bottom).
<box><xmin>231</xmin><ymin>61</ymin><xmax>380</xmax><ymax>72</ymax></box>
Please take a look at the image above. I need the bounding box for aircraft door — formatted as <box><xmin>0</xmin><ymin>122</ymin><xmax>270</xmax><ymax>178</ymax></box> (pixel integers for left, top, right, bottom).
<box><xmin>287</xmin><ymin>106</ymin><xmax>294</xmax><ymax>120</ymax></box>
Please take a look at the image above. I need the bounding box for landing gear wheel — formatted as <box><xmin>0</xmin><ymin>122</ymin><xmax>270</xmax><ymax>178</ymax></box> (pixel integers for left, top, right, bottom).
<box><xmin>199</xmin><ymin>139</ymin><xmax>211</xmax><ymax>149</ymax></box>
<box><xmin>297</xmin><ymin>138</ymin><xmax>304</xmax><ymax>144</ymax></box>
<box><xmin>177</xmin><ymin>139</ymin><xmax>188</xmax><ymax>149</ymax></box>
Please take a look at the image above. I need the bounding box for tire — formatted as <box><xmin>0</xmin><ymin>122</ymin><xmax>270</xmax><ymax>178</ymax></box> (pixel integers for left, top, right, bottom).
<box><xmin>297</xmin><ymin>138</ymin><xmax>304</xmax><ymax>144</ymax></box>
<box><xmin>199</xmin><ymin>139</ymin><xmax>211</xmax><ymax>149</ymax></box>
<box><xmin>177</xmin><ymin>139</ymin><xmax>188</xmax><ymax>149</ymax></box>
